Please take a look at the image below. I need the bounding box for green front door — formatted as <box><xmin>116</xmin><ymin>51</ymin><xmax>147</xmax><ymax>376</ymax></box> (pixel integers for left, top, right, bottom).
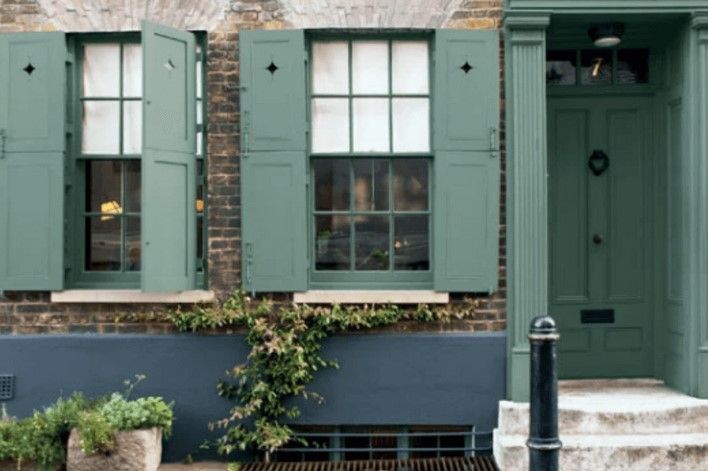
<box><xmin>548</xmin><ymin>96</ymin><xmax>654</xmax><ymax>378</ymax></box>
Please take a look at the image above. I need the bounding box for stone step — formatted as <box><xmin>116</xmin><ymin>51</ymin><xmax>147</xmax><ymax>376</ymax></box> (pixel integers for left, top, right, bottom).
<box><xmin>497</xmin><ymin>379</ymin><xmax>708</xmax><ymax>436</ymax></box>
<box><xmin>493</xmin><ymin>432</ymin><xmax>708</xmax><ymax>471</ymax></box>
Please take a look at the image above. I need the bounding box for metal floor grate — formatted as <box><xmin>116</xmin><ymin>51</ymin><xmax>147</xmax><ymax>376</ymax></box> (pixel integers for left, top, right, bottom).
<box><xmin>242</xmin><ymin>456</ymin><xmax>499</xmax><ymax>471</ymax></box>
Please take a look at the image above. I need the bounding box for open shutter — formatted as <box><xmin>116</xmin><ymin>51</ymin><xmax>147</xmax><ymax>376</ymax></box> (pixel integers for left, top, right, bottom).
<box><xmin>240</xmin><ymin>30</ymin><xmax>307</xmax><ymax>292</ymax></box>
<box><xmin>433</xmin><ymin>30</ymin><xmax>500</xmax><ymax>292</ymax></box>
<box><xmin>141</xmin><ymin>21</ymin><xmax>196</xmax><ymax>292</ymax></box>
<box><xmin>0</xmin><ymin>32</ymin><xmax>65</xmax><ymax>290</ymax></box>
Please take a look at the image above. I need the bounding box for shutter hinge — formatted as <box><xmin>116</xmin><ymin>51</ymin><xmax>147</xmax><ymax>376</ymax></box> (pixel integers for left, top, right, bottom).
<box><xmin>489</xmin><ymin>127</ymin><xmax>498</xmax><ymax>159</ymax></box>
<box><xmin>245</xmin><ymin>241</ymin><xmax>255</xmax><ymax>297</ymax></box>
<box><xmin>242</xmin><ymin>110</ymin><xmax>250</xmax><ymax>159</ymax></box>
<box><xmin>0</xmin><ymin>129</ymin><xmax>6</xmax><ymax>160</ymax></box>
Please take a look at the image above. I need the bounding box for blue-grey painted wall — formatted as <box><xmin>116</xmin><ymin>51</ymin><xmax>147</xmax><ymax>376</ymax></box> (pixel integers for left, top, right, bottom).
<box><xmin>0</xmin><ymin>332</ymin><xmax>505</xmax><ymax>462</ymax></box>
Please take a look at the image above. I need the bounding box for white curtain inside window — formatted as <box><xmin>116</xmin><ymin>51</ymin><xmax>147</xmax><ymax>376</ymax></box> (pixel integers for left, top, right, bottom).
<box><xmin>352</xmin><ymin>41</ymin><xmax>388</xmax><ymax>95</ymax></box>
<box><xmin>123</xmin><ymin>100</ymin><xmax>142</xmax><ymax>155</ymax></box>
<box><xmin>312</xmin><ymin>98</ymin><xmax>350</xmax><ymax>153</ymax></box>
<box><xmin>392</xmin><ymin>98</ymin><xmax>430</xmax><ymax>152</ymax></box>
<box><xmin>312</xmin><ymin>42</ymin><xmax>349</xmax><ymax>94</ymax></box>
<box><xmin>352</xmin><ymin>98</ymin><xmax>389</xmax><ymax>152</ymax></box>
<box><xmin>82</xmin><ymin>101</ymin><xmax>120</xmax><ymax>154</ymax></box>
<box><xmin>83</xmin><ymin>44</ymin><xmax>120</xmax><ymax>97</ymax></box>
<box><xmin>122</xmin><ymin>44</ymin><xmax>142</xmax><ymax>97</ymax></box>
<box><xmin>392</xmin><ymin>41</ymin><xmax>429</xmax><ymax>94</ymax></box>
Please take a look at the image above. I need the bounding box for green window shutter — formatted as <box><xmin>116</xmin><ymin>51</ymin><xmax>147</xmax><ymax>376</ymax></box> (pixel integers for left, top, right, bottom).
<box><xmin>0</xmin><ymin>32</ymin><xmax>66</xmax><ymax>290</ymax></box>
<box><xmin>141</xmin><ymin>21</ymin><xmax>197</xmax><ymax>292</ymax></box>
<box><xmin>240</xmin><ymin>30</ymin><xmax>307</xmax><ymax>292</ymax></box>
<box><xmin>433</xmin><ymin>30</ymin><xmax>500</xmax><ymax>292</ymax></box>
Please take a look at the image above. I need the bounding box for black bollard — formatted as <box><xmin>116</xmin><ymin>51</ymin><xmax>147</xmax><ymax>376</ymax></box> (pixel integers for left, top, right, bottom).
<box><xmin>527</xmin><ymin>315</ymin><xmax>561</xmax><ymax>471</ymax></box>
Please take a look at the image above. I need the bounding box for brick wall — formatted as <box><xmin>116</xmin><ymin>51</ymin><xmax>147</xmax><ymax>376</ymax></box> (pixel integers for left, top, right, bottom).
<box><xmin>0</xmin><ymin>0</ymin><xmax>506</xmax><ymax>334</ymax></box>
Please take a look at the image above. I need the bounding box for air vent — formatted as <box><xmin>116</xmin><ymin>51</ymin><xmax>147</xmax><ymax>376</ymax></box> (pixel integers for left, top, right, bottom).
<box><xmin>0</xmin><ymin>375</ymin><xmax>15</xmax><ymax>400</ymax></box>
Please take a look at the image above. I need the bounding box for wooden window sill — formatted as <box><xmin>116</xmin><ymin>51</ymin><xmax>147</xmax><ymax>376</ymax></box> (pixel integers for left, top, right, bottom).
<box><xmin>50</xmin><ymin>290</ymin><xmax>216</xmax><ymax>304</ymax></box>
<box><xmin>293</xmin><ymin>290</ymin><xmax>449</xmax><ymax>305</ymax></box>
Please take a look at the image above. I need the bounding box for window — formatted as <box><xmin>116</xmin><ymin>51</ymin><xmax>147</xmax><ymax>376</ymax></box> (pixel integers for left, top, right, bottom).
<box><xmin>546</xmin><ymin>48</ymin><xmax>650</xmax><ymax>86</ymax></box>
<box><xmin>239</xmin><ymin>29</ymin><xmax>500</xmax><ymax>294</ymax></box>
<box><xmin>0</xmin><ymin>24</ymin><xmax>205</xmax><ymax>293</ymax></box>
<box><xmin>309</xmin><ymin>38</ymin><xmax>432</xmax><ymax>287</ymax></box>
<box><xmin>69</xmin><ymin>35</ymin><xmax>207</xmax><ymax>289</ymax></box>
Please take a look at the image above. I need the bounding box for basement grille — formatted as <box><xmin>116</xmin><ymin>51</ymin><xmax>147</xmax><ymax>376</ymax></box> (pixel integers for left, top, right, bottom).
<box><xmin>242</xmin><ymin>456</ymin><xmax>499</xmax><ymax>471</ymax></box>
<box><xmin>0</xmin><ymin>375</ymin><xmax>15</xmax><ymax>400</ymax></box>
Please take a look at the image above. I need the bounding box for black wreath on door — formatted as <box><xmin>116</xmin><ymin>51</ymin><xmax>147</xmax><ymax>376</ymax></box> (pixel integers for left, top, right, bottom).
<box><xmin>588</xmin><ymin>150</ymin><xmax>610</xmax><ymax>176</ymax></box>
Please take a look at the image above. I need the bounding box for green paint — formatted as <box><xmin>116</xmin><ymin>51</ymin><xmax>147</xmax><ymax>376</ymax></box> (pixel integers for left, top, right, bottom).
<box><xmin>0</xmin><ymin>32</ymin><xmax>65</xmax><ymax>290</ymax></box>
<box><xmin>433</xmin><ymin>30</ymin><xmax>500</xmax><ymax>293</ymax></box>
<box><xmin>141</xmin><ymin>21</ymin><xmax>197</xmax><ymax>292</ymax></box>
<box><xmin>240</xmin><ymin>30</ymin><xmax>308</xmax><ymax>292</ymax></box>
<box><xmin>548</xmin><ymin>96</ymin><xmax>654</xmax><ymax>378</ymax></box>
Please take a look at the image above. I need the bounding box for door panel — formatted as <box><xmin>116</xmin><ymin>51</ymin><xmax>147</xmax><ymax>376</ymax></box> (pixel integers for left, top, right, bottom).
<box><xmin>549</xmin><ymin>97</ymin><xmax>654</xmax><ymax>378</ymax></box>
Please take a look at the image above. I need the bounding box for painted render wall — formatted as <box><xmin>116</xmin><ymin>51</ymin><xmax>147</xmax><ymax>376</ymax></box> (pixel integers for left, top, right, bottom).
<box><xmin>0</xmin><ymin>332</ymin><xmax>506</xmax><ymax>462</ymax></box>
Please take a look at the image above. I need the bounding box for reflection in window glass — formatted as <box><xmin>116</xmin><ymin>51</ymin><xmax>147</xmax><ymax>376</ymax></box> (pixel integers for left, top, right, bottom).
<box><xmin>546</xmin><ymin>50</ymin><xmax>577</xmax><ymax>85</ymax></box>
<box><xmin>355</xmin><ymin>215</ymin><xmax>390</xmax><ymax>270</ymax></box>
<box><xmin>313</xmin><ymin>158</ymin><xmax>429</xmax><ymax>272</ymax></box>
<box><xmin>85</xmin><ymin>216</ymin><xmax>121</xmax><ymax>271</ymax></box>
<box><xmin>315</xmin><ymin>215</ymin><xmax>351</xmax><ymax>270</ymax></box>
<box><xmin>314</xmin><ymin>159</ymin><xmax>350</xmax><ymax>211</ymax></box>
<box><xmin>581</xmin><ymin>50</ymin><xmax>612</xmax><ymax>85</ymax></box>
<box><xmin>125</xmin><ymin>217</ymin><xmax>141</xmax><ymax>271</ymax></box>
<box><xmin>86</xmin><ymin>160</ymin><xmax>121</xmax><ymax>213</ymax></box>
<box><xmin>617</xmin><ymin>49</ymin><xmax>649</xmax><ymax>84</ymax></box>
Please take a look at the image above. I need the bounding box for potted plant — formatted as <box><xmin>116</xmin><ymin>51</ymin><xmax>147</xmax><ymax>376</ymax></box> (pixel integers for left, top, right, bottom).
<box><xmin>66</xmin><ymin>380</ymin><xmax>173</xmax><ymax>471</ymax></box>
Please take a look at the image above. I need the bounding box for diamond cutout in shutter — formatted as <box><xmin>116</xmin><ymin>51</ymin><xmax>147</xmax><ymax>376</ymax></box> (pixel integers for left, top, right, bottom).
<box><xmin>23</xmin><ymin>63</ymin><xmax>36</xmax><ymax>75</ymax></box>
<box><xmin>164</xmin><ymin>58</ymin><xmax>176</xmax><ymax>71</ymax></box>
<box><xmin>266</xmin><ymin>61</ymin><xmax>278</xmax><ymax>75</ymax></box>
<box><xmin>460</xmin><ymin>62</ymin><xmax>473</xmax><ymax>74</ymax></box>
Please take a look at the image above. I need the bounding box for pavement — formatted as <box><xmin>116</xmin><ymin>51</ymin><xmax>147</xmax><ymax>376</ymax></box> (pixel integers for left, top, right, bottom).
<box><xmin>159</xmin><ymin>463</ymin><xmax>232</xmax><ymax>470</ymax></box>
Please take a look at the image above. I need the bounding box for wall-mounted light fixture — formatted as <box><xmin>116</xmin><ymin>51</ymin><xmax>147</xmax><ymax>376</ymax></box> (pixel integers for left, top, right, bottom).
<box><xmin>588</xmin><ymin>23</ymin><xmax>625</xmax><ymax>48</ymax></box>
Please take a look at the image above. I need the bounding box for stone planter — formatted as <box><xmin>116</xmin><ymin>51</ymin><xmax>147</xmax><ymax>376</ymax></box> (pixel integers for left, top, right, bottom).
<box><xmin>66</xmin><ymin>427</ymin><xmax>162</xmax><ymax>471</ymax></box>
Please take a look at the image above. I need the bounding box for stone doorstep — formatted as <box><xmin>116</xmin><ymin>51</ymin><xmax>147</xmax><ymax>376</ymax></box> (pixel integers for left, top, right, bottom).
<box><xmin>497</xmin><ymin>379</ymin><xmax>708</xmax><ymax>435</ymax></box>
<box><xmin>493</xmin><ymin>432</ymin><xmax>708</xmax><ymax>471</ymax></box>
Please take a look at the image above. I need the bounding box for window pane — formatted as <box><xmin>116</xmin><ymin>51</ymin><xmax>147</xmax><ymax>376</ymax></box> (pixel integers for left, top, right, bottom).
<box><xmin>82</xmin><ymin>101</ymin><xmax>120</xmax><ymax>154</ymax></box>
<box><xmin>312</xmin><ymin>42</ymin><xmax>349</xmax><ymax>94</ymax></box>
<box><xmin>82</xmin><ymin>44</ymin><xmax>120</xmax><ymax>97</ymax></box>
<box><xmin>546</xmin><ymin>50</ymin><xmax>577</xmax><ymax>86</ymax></box>
<box><xmin>122</xmin><ymin>44</ymin><xmax>142</xmax><ymax>97</ymax></box>
<box><xmin>196</xmin><ymin>184</ymin><xmax>205</xmax><ymax>214</ymax></box>
<box><xmin>352</xmin><ymin>98</ymin><xmax>389</xmax><ymax>152</ymax></box>
<box><xmin>315</xmin><ymin>215</ymin><xmax>351</xmax><ymax>271</ymax></box>
<box><xmin>353</xmin><ymin>159</ymin><xmax>389</xmax><ymax>211</ymax></box>
<box><xmin>311</xmin><ymin>98</ymin><xmax>349</xmax><ymax>153</ymax></box>
<box><xmin>125</xmin><ymin>160</ymin><xmax>141</xmax><ymax>212</ymax></box>
<box><xmin>86</xmin><ymin>160</ymin><xmax>122</xmax><ymax>213</ymax></box>
<box><xmin>581</xmin><ymin>50</ymin><xmax>612</xmax><ymax>85</ymax></box>
<box><xmin>617</xmin><ymin>49</ymin><xmax>649</xmax><ymax>84</ymax></box>
<box><xmin>355</xmin><ymin>215</ymin><xmax>389</xmax><ymax>270</ymax></box>
<box><xmin>125</xmin><ymin>217</ymin><xmax>141</xmax><ymax>271</ymax></box>
<box><xmin>196</xmin><ymin>131</ymin><xmax>203</xmax><ymax>156</ymax></box>
<box><xmin>393</xmin><ymin>159</ymin><xmax>428</xmax><ymax>211</ymax></box>
<box><xmin>197</xmin><ymin>216</ymin><xmax>204</xmax><ymax>260</ymax></box>
<box><xmin>196</xmin><ymin>59</ymin><xmax>203</xmax><ymax>99</ymax></box>
<box><xmin>352</xmin><ymin>41</ymin><xmax>388</xmax><ymax>95</ymax></box>
<box><xmin>392</xmin><ymin>98</ymin><xmax>429</xmax><ymax>152</ymax></box>
<box><xmin>314</xmin><ymin>159</ymin><xmax>350</xmax><ymax>211</ymax></box>
<box><xmin>394</xmin><ymin>215</ymin><xmax>429</xmax><ymax>270</ymax></box>
<box><xmin>123</xmin><ymin>100</ymin><xmax>142</xmax><ymax>154</ymax></box>
<box><xmin>392</xmin><ymin>41</ymin><xmax>429</xmax><ymax>94</ymax></box>
<box><xmin>85</xmin><ymin>216</ymin><xmax>121</xmax><ymax>271</ymax></box>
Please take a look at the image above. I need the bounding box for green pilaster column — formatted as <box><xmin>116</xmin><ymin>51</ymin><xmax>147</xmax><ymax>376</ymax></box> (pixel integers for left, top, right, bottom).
<box><xmin>505</xmin><ymin>12</ymin><xmax>550</xmax><ymax>401</ymax></box>
<box><xmin>688</xmin><ymin>13</ymin><xmax>708</xmax><ymax>397</ymax></box>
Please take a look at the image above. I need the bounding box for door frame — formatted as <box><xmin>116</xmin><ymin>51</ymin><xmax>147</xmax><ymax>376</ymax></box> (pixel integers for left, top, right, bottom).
<box><xmin>504</xmin><ymin>2</ymin><xmax>708</xmax><ymax>400</ymax></box>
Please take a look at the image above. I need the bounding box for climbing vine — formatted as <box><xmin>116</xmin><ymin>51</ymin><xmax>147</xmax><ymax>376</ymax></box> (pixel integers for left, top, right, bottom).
<box><xmin>167</xmin><ymin>292</ymin><xmax>472</xmax><ymax>456</ymax></box>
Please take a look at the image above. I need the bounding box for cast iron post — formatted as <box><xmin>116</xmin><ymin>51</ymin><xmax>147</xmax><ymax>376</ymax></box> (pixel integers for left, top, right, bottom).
<box><xmin>527</xmin><ymin>315</ymin><xmax>561</xmax><ymax>471</ymax></box>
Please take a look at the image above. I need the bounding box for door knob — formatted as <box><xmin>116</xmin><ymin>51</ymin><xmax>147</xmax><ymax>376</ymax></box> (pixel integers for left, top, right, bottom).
<box><xmin>592</xmin><ymin>233</ymin><xmax>604</xmax><ymax>245</ymax></box>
